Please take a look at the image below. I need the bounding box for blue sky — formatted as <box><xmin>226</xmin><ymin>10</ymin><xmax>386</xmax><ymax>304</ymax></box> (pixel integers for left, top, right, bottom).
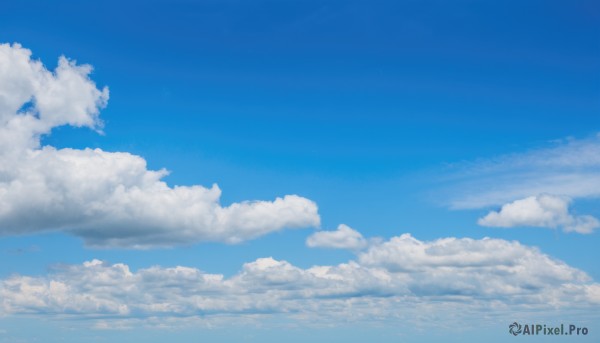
<box><xmin>0</xmin><ymin>1</ymin><xmax>599</xmax><ymax>342</ymax></box>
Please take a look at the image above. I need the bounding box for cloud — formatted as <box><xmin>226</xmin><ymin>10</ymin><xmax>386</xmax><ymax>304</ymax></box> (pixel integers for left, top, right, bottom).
<box><xmin>0</xmin><ymin>44</ymin><xmax>108</xmax><ymax>151</ymax></box>
<box><xmin>1</xmin><ymin>234</ymin><xmax>598</xmax><ymax>325</ymax></box>
<box><xmin>306</xmin><ymin>224</ymin><xmax>368</xmax><ymax>250</ymax></box>
<box><xmin>478</xmin><ymin>194</ymin><xmax>599</xmax><ymax>234</ymax></box>
<box><xmin>439</xmin><ymin>134</ymin><xmax>600</xmax><ymax>209</ymax></box>
<box><xmin>0</xmin><ymin>43</ymin><xmax>319</xmax><ymax>248</ymax></box>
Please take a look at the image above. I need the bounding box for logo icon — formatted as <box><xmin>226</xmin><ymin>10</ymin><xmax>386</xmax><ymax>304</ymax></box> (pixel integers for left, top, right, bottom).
<box><xmin>509</xmin><ymin>322</ymin><xmax>523</xmax><ymax>336</ymax></box>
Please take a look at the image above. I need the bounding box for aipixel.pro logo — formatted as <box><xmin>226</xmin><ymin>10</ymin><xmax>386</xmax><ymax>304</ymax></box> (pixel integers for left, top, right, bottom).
<box><xmin>509</xmin><ymin>322</ymin><xmax>589</xmax><ymax>336</ymax></box>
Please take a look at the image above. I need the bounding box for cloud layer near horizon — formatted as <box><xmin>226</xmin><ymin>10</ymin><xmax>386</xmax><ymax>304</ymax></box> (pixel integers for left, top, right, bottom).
<box><xmin>0</xmin><ymin>43</ymin><xmax>319</xmax><ymax>248</ymax></box>
<box><xmin>1</xmin><ymin>234</ymin><xmax>598</xmax><ymax>325</ymax></box>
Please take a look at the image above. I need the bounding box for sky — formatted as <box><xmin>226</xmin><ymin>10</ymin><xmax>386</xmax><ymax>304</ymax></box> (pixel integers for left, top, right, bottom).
<box><xmin>0</xmin><ymin>0</ymin><xmax>599</xmax><ymax>342</ymax></box>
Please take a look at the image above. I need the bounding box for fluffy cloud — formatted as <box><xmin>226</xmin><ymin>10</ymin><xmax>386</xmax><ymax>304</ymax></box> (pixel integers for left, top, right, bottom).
<box><xmin>1</xmin><ymin>234</ymin><xmax>598</xmax><ymax>324</ymax></box>
<box><xmin>478</xmin><ymin>194</ymin><xmax>599</xmax><ymax>234</ymax></box>
<box><xmin>0</xmin><ymin>43</ymin><xmax>319</xmax><ymax>248</ymax></box>
<box><xmin>0</xmin><ymin>44</ymin><xmax>108</xmax><ymax>151</ymax></box>
<box><xmin>306</xmin><ymin>224</ymin><xmax>368</xmax><ymax>250</ymax></box>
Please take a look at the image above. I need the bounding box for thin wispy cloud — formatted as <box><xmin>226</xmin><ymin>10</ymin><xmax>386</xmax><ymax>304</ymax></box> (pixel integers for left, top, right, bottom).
<box><xmin>441</xmin><ymin>135</ymin><xmax>600</xmax><ymax>210</ymax></box>
<box><xmin>0</xmin><ymin>43</ymin><xmax>319</xmax><ymax>248</ymax></box>
<box><xmin>435</xmin><ymin>135</ymin><xmax>600</xmax><ymax>233</ymax></box>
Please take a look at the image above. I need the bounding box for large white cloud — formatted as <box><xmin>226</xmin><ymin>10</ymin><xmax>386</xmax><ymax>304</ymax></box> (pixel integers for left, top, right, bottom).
<box><xmin>306</xmin><ymin>224</ymin><xmax>368</xmax><ymax>250</ymax></box>
<box><xmin>0</xmin><ymin>43</ymin><xmax>319</xmax><ymax>248</ymax></box>
<box><xmin>1</xmin><ymin>234</ymin><xmax>598</xmax><ymax>324</ymax></box>
<box><xmin>478</xmin><ymin>194</ymin><xmax>599</xmax><ymax>234</ymax></box>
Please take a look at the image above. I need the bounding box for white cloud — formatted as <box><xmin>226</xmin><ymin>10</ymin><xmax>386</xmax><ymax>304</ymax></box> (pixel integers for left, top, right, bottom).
<box><xmin>0</xmin><ymin>44</ymin><xmax>108</xmax><ymax>151</ymax></box>
<box><xmin>440</xmin><ymin>134</ymin><xmax>600</xmax><ymax>209</ymax></box>
<box><xmin>0</xmin><ymin>43</ymin><xmax>320</xmax><ymax>248</ymax></box>
<box><xmin>478</xmin><ymin>194</ymin><xmax>599</xmax><ymax>234</ymax></box>
<box><xmin>1</xmin><ymin>234</ymin><xmax>598</xmax><ymax>325</ymax></box>
<box><xmin>306</xmin><ymin>224</ymin><xmax>368</xmax><ymax>250</ymax></box>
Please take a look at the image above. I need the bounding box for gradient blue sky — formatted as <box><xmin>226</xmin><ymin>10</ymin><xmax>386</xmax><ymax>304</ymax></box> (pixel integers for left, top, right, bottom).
<box><xmin>1</xmin><ymin>1</ymin><xmax>599</xmax><ymax>342</ymax></box>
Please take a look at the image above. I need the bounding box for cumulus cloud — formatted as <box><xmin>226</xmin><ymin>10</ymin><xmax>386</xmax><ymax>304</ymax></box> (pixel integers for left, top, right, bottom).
<box><xmin>1</xmin><ymin>234</ymin><xmax>598</xmax><ymax>325</ymax></box>
<box><xmin>306</xmin><ymin>224</ymin><xmax>368</xmax><ymax>250</ymax></box>
<box><xmin>478</xmin><ymin>194</ymin><xmax>599</xmax><ymax>234</ymax></box>
<box><xmin>0</xmin><ymin>44</ymin><xmax>108</xmax><ymax>150</ymax></box>
<box><xmin>0</xmin><ymin>43</ymin><xmax>319</xmax><ymax>248</ymax></box>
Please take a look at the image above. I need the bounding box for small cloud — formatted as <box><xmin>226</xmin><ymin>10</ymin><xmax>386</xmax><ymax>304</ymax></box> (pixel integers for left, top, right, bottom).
<box><xmin>306</xmin><ymin>224</ymin><xmax>368</xmax><ymax>250</ymax></box>
<box><xmin>564</xmin><ymin>215</ymin><xmax>600</xmax><ymax>234</ymax></box>
<box><xmin>92</xmin><ymin>320</ymin><xmax>132</xmax><ymax>331</ymax></box>
<box><xmin>478</xmin><ymin>194</ymin><xmax>599</xmax><ymax>234</ymax></box>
